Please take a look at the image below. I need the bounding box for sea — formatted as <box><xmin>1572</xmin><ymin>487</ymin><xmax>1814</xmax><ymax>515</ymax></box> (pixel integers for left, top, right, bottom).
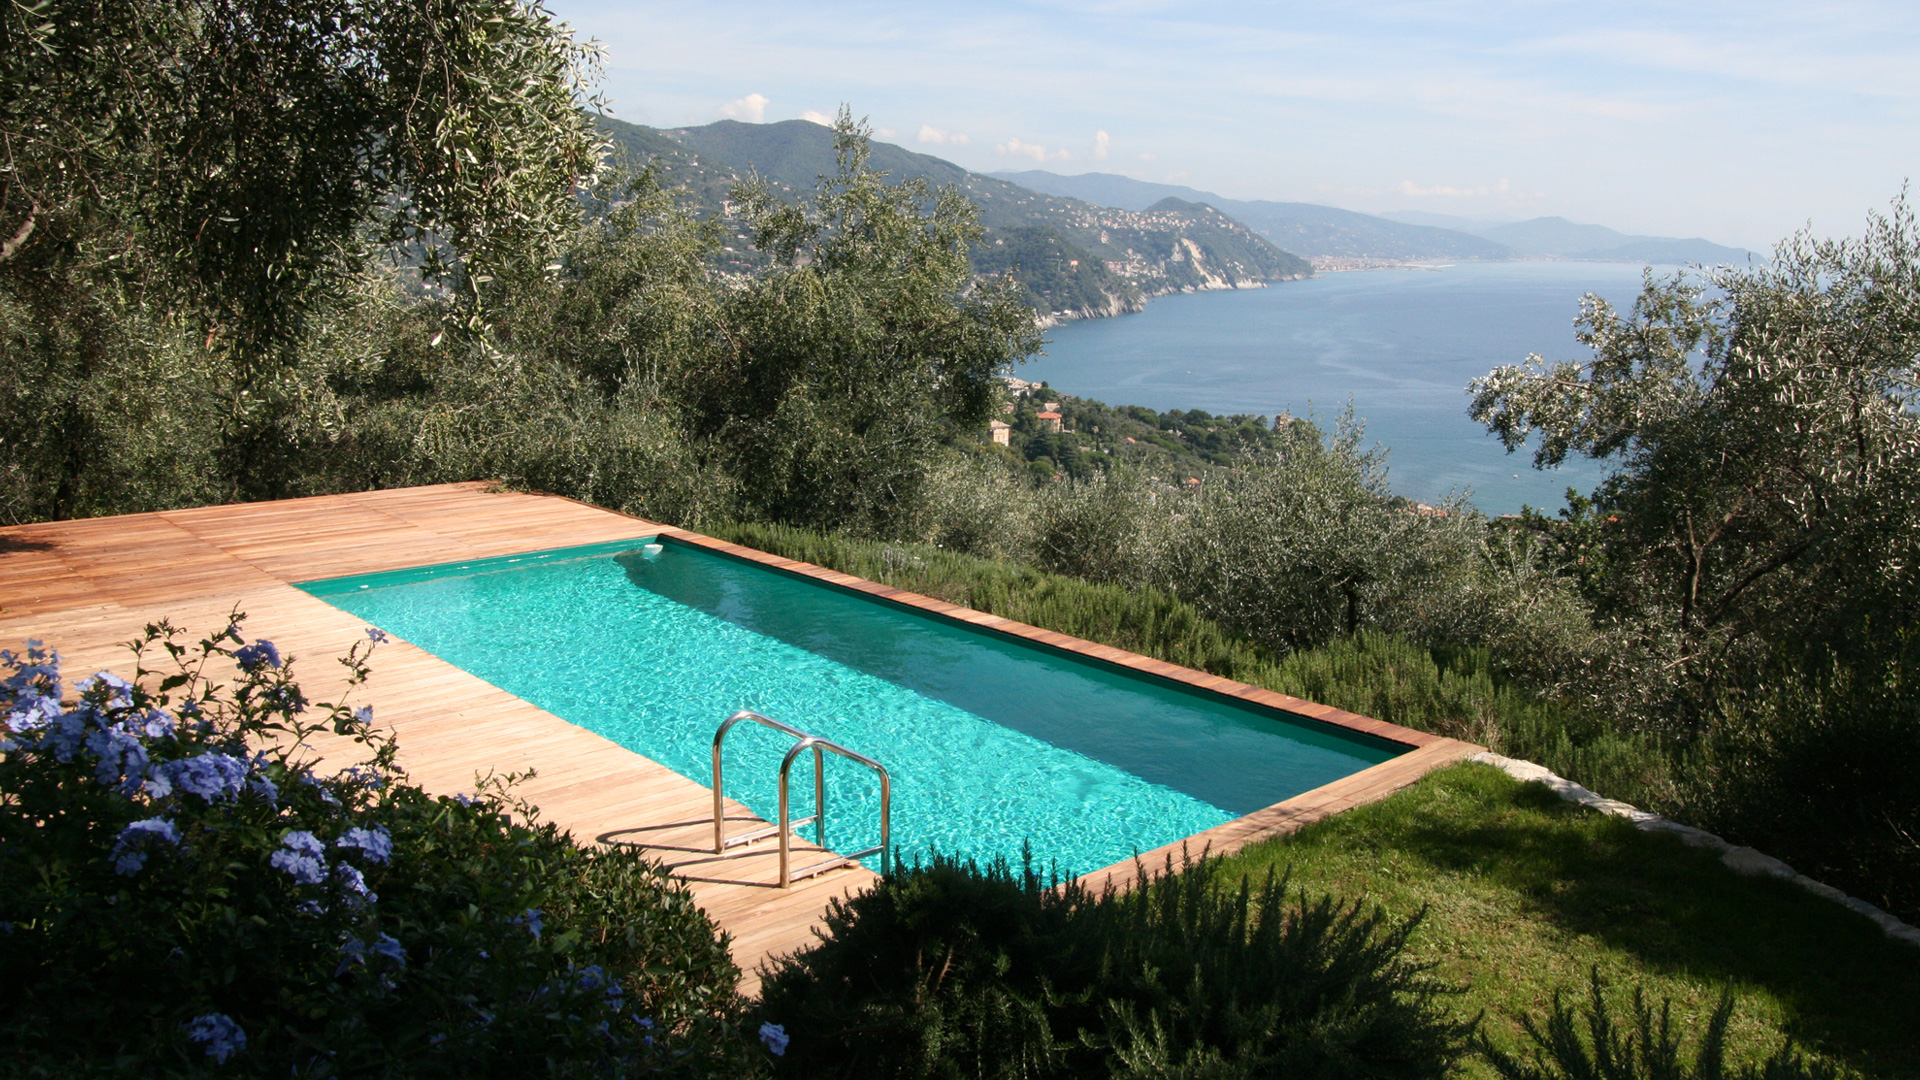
<box><xmin>1022</xmin><ymin>260</ymin><xmax>1672</xmax><ymax>516</ymax></box>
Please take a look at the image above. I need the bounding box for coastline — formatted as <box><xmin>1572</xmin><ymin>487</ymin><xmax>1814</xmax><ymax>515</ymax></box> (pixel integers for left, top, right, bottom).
<box><xmin>1033</xmin><ymin>271</ymin><xmax>1308</xmax><ymax>329</ymax></box>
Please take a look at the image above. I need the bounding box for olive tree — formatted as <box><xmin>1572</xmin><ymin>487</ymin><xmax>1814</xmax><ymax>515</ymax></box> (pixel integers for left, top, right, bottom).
<box><xmin>0</xmin><ymin>0</ymin><xmax>606</xmax><ymax>520</ymax></box>
<box><xmin>679</xmin><ymin>110</ymin><xmax>1041</xmax><ymax>534</ymax></box>
<box><xmin>1468</xmin><ymin>196</ymin><xmax>1920</xmax><ymax>730</ymax></box>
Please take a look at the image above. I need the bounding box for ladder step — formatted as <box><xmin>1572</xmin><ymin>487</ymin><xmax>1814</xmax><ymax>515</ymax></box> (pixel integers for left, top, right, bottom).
<box><xmin>720</xmin><ymin>815</ymin><xmax>818</xmax><ymax>850</ymax></box>
<box><xmin>785</xmin><ymin>845</ymin><xmax>883</xmax><ymax>883</ymax></box>
<box><xmin>788</xmin><ymin>856</ymin><xmax>857</xmax><ymax>881</ymax></box>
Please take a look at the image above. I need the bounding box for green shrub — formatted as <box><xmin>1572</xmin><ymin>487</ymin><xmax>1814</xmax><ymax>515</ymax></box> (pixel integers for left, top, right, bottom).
<box><xmin>1478</xmin><ymin>970</ymin><xmax>1845</xmax><ymax>1080</ymax></box>
<box><xmin>755</xmin><ymin>854</ymin><xmax>1472</xmax><ymax>1079</ymax></box>
<box><xmin>1687</xmin><ymin>646</ymin><xmax>1920</xmax><ymax>923</ymax></box>
<box><xmin>0</xmin><ymin>618</ymin><xmax>762</xmax><ymax>1078</ymax></box>
<box><xmin>1265</xmin><ymin>633</ymin><xmax>1673</xmax><ymax>811</ymax></box>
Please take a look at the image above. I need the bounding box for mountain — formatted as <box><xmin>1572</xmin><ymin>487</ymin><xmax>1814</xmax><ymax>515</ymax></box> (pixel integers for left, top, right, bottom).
<box><xmin>1471</xmin><ymin>217</ymin><xmax>1753</xmax><ymax>263</ymax></box>
<box><xmin>598</xmin><ymin>118</ymin><xmax>1311</xmax><ymax>321</ymax></box>
<box><xmin>995</xmin><ymin>171</ymin><xmax>1756</xmax><ymax>267</ymax></box>
<box><xmin>991</xmin><ymin>170</ymin><xmax>1512</xmax><ymax>264</ymax></box>
<box><xmin>1377</xmin><ymin>210</ymin><xmax>1519</xmax><ymax>231</ymax></box>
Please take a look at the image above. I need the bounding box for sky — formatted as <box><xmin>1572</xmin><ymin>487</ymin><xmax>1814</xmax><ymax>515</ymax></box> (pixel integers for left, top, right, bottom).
<box><xmin>547</xmin><ymin>1</ymin><xmax>1920</xmax><ymax>251</ymax></box>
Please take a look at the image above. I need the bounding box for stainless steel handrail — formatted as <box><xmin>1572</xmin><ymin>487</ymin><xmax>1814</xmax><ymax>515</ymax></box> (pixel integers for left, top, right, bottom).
<box><xmin>713</xmin><ymin>710</ymin><xmax>822</xmax><ymax>855</ymax></box>
<box><xmin>778</xmin><ymin>736</ymin><xmax>890</xmax><ymax>887</ymax></box>
<box><xmin>710</xmin><ymin>709</ymin><xmax>891</xmax><ymax>888</ymax></box>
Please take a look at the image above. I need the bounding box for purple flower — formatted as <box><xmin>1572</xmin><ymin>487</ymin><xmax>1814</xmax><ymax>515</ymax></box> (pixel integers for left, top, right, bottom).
<box><xmin>234</xmin><ymin>640</ymin><xmax>282</xmax><ymax>673</ymax></box>
<box><xmin>6</xmin><ymin>691</ymin><xmax>63</xmax><ymax>734</ymax></box>
<box><xmin>336</xmin><ymin>826</ymin><xmax>392</xmax><ymax>865</ymax></box>
<box><xmin>184</xmin><ymin>1013</ymin><xmax>246</xmax><ymax>1063</ymax></box>
<box><xmin>512</xmin><ymin>908</ymin><xmax>543</xmax><ymax>939</ymax></box>
<box><xmin>242</xmin><ymin>752</ymin><xmax>280</xmax><ymax>804</ymax></box>
<box><xmin>334</xmin><ymin>765</ymin><xmax>386</xmax><ymax>791</ymax></box>
<box><xmin>0</xmin><ymin>641</ymin><xmax>63</xmax><ymax>702</ymax></box>
<box><xmin>19</xmin><ymin>701</ymin><xmax>90</xmax><ymax>762</ymax></box>
<box><xmin>87</xmin><ymin>727</ymin><xmax>151</xmax><ymax>796</ymax></box>
<box><xmin>247</xmin><ymin>772</ymin><xmax>279</xmax><ymax>805</ymax></box>
<box><xmin>140</xmin><ymin>710</ymin><xmax>175</xmax><ymax>739</ymax></box>
<box><xmin>159</xmin><ymin>752</ymin><xmax>249</xmax><ymax>802</ymax></box>
<box><xmin>339</xmin><ymin>932</ymin><xmax>408</xmax><ymax>975</ymax></box>
<box><xmin>370</xmin><ymin>933</ymin><xmax>406</xmax><ymax>965</ymax></box>
<box><xmin>365</xmin><ymin>627</ymin><xmax>389</xmax><ymax>643</ymax></box>
<box><xmin>759</xmin><ymin>1022</ymin><xmax>789</xmax><ymax>1056</ymax></box>
<box><xmin>270</xmin><ymin>831</ymin><xmax>327</xmax><ymax>885</ymax></box>
<box><xmin>111</xmin><ymin>817</ymin><xmax>181</xmax><ymax>876</ymax></box>
<box><xmin>296</xmin><ymin>771</ymin><xmax>342</xmax><ymax>805</ymax></box>
<box><xmin>351</xmin><ymin>705</ymin><xmax>374</xmax><ymax>727</ymax></box>
<box><xmin>75</xmin><ymin>670</ymin><xmax>134</xmax><ymax>708</ymax></box>
<box><xmin>334</xmin><ymin>938</ymin><xmax>367</xmax><ymax>975</ymax></box>
<box><xmin>332</xmin><ymin>862</ymin><xmax>374</xmax><ymax>904</ymax></box>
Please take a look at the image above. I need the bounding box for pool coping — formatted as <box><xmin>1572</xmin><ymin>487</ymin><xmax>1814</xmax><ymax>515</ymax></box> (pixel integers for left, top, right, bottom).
<box><xmin>556</xmin><ymin>499</ymin><xmax>1483</xmax><ymax>885</ymax></box>
<box><xmin>1</xmin><ymin>481</ymin><xmax>1481</xmax><ymax>982</ymax></box>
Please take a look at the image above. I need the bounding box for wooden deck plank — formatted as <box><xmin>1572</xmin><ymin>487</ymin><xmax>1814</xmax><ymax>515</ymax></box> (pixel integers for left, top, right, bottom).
<box><xmin>1</xmin><ymin>482</ymin><xmax>1480</xmax><ymax>995</ymax></box>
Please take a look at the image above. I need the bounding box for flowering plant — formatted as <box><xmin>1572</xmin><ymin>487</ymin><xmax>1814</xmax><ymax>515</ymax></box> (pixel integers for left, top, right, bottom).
<box><xmin>0</xmin><ymin>616</ymin><xmax>762</xmax><ymax>1077</ymax></box>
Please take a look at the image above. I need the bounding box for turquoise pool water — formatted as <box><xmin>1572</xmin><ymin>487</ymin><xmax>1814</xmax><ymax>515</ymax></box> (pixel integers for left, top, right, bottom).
<box><xmin>299</xmin><ymin>539</ymin><xmax>1401</xmax><ymax>877</ymax></box>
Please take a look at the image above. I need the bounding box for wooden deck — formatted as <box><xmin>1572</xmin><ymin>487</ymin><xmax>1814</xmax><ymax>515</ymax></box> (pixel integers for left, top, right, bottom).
<box><xmin>0</xmin><ymin>482</ymin><xmax>1476</xmax><ymax>991</ymax></box>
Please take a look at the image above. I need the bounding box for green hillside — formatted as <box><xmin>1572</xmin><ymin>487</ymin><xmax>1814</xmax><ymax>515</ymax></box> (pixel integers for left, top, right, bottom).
<box><xmin>598</xmin><ymin>117</ymin><xmax>1311</xmax><ymax>319</ymax></box>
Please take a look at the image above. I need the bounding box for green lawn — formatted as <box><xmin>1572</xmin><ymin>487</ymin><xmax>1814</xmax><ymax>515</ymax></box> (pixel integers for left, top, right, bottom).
<box><xmin>1214</xmin><ymin>763</ymin><xmax>1920</xmax><ymax>1079</ymax></box>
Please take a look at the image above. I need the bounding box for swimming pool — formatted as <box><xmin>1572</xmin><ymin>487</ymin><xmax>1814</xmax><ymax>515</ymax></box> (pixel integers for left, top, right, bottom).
<box><xmin>298</xmin><ymin>537</ymin><xmax>1403</xmax><ymax>877</ymax></box>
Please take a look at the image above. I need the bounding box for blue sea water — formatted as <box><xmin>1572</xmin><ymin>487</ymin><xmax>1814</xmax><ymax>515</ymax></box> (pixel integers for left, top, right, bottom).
<box><xmin>1024</xmin><ymin>260</ymin><xmax>1669</xmax><ymax>516</ymax></box>
<box><xmin>302</xmin><ymin>540</ymin><xmax>1398</xmax><ymax>877</ymax></box>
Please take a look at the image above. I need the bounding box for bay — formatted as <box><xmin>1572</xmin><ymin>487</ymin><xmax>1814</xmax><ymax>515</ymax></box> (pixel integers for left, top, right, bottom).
<box><xmin>1021</xmin><ymin>260</ymin><xmax>1666</xmax><ymax>516</ymax></box>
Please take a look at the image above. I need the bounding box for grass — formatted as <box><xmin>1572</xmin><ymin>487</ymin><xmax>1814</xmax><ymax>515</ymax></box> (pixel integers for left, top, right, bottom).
<box><xmin>1214</xmin><ymin>763</ymin><xmax>1920</xmax><ymax>1079</ymax></box>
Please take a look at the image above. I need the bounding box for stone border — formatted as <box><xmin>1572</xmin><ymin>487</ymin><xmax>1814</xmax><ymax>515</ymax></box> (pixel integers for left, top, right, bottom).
<box><xmin>1468</xmin><ymin>752</ymin><xmax>1920</xmax><ymax>947</ymax></box>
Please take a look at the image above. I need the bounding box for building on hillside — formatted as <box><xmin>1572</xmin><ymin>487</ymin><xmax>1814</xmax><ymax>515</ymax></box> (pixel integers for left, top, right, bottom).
<box><xmin>1036</xmin><ymin>410</ymin><xmax>1064</xmax><ymax>433</ymax></box>
<box><xmin>989</xmin><ymin>419</ymin><xmax>1012</xmax><ymax>445</ymax></box>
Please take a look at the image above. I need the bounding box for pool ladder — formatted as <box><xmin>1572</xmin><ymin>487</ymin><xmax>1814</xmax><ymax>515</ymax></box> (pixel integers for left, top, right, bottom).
<box><xmin>711</xmin><ymin>710</ymin><xmax>891</xmax><ymax>888</ymax></box>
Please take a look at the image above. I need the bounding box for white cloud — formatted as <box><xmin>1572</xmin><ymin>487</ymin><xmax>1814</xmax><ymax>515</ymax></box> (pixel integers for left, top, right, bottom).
<box><xmin>995</xmin><ymin>138</ymin><xmax>1072</xmax><ymax>163</ymax></box>
<box><xmin>875</xmin><ymin>126</ymin><xmax>899</xmax><ymax>138</ymax></box>
<box><xmin>918</xmin><ymin>124</ymin><xmax>974</xmax><ymax>146</ymax></box>
<box><xmin>1138</xmin><ymin>151</ymin><xmax>1158</xmax><ymax>162</ymax></box>
<box><xmin>1094</xmin><ymin>130</ymin><xmax>1111</xmax><ymax>160</ymax></box>
<box><xmin>799</xmin><ymin>109</ymin><xmax>834</xmax><ymax>125</ymax></box>
<box><xmin>719</xmin><ymin>92</ymin><xmax>768</xmax><ymax>123</ymax></box>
